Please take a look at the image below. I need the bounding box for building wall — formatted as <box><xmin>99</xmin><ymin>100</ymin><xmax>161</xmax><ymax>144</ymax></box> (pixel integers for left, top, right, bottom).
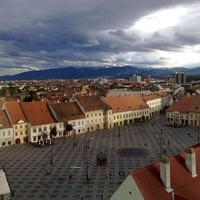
<box><xmin>145</xmin><ymin>98</ymin><xmax>162</xmax><ymax>118</ymax></box>
<box><xmin>68</xmin><ymin>119</ymin><xmax>86</xmax><ymax>134</ymax></box>
<box><xmin>13</xmin><ymin>121</ymin><xmax>28</xmax><ymax>145</ymax></box>
<box><xmin>0</xmin><ymin>128</ymin><xmax>13</xmax><ymax>148</ymax></box>
<box><xmin>85</xmin><ymin>110</ymin><xmax>105</xmax><ymax>132</ymax></box>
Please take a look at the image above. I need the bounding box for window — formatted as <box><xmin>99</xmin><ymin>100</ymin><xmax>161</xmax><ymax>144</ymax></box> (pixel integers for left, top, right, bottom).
<box><xmin>82</xmin><ymin>121</ymin><xmax>84</xmax><ymax>125</ymax></box>
<box><xmin>33</xmin><ymin>128</ymin><xmax>36</xmax><ymax>133</ymax></box>
<box><xmin>95</xmin><ymin>113</ymin><xmax>97</xmax><ymax>116</ymax></box>
<box><xmin>2</xmin><ymin>131</ymin><xmax>5</xmax><ymax>136</ymax></box>
<box><xmin>39</xmin><ymin>127</ymin><xmax>42</xmax><ymax>132</ymax></box>
<box><xmin>44</xmin><ymin>126</ymin><xmax>47</xmax><ymax>131</ymax></box>
<box><xmin>15</xmin><ymin>126</ymin><xmax>17</xmax><ymax>129</ymax></box>
<box><xmin>20</xmin><ymin>131</ymin><xmax>23</xmax><ymax>135</ymax></box>
<box><xmin>59</xmin><ymin>124</ymin><xmax>62</xmax><ymax>128</ymax></box>
<box><xmin>33</xmin><ymin>136</ymin><xmax>36</xmax><ymax>141</ymax></box>
<box><xmin>20</xmin><ymin>125</ymin><xmax>22</xmax><ymax>128</ymax></box>
<box><xmin>2</xmin><ymin>142</ymin><xmax>6</xmax><ymax>146</ymax></box>
<box><xmin>8</xmin><ymin>141</ymin><xmax>11</xmax><ymax>145</ymax></box>
<box><xmin>15</xmin><ymin>132</ymin><xmax>18</xmax><ymax>136</ymax></box>
<box><xmin>8</xmin><ymin>131</ymin><xmax>10</xmax><ymax>135</ymax></box>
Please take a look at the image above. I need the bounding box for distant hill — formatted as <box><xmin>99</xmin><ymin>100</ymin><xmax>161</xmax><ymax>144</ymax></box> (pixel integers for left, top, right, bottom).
<box><xmin>0</xmin><ymin>66</ymin><xmax>200</xmax><ymax>81</ymax></box>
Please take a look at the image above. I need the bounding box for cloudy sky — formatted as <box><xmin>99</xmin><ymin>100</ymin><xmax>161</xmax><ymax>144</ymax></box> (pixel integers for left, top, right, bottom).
<box><xmin>0</xmin><ymin>0</ymin><xmax>200</xmax><ymax>75</ymax></box>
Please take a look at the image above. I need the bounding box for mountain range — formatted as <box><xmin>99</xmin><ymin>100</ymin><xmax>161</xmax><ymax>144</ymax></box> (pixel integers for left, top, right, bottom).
<box><xmin>1</xmin><ymin>66</ymin><xmax>200</xmax><ymax>81</ymax></box>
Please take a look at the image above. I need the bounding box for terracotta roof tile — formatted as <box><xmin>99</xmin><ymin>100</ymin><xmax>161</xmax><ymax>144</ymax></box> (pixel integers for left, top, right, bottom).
<box><xmin>131</xmin><ymin>145</ymin><xmax>200</xmax><ymax>200</ymax></box>
<box><xmin>0</xmin><ymin>110</ymin><xmax>12</xmax><ymax>129</ymax></box>
<box><xmin>102</xmin><ymin>95</ymin><xmax>149</xmax><ymax>113</ymax></box>
<box><xmin>4</xmin><ymin>101</ymin><xmax>27</xmax><ymax>124</ymax></box>
<box><xmin>142</xmin><ymin>94</ymin><xmax>161</xmax><ymax>102</ymax></box>
<box><xmin>20</xmin><ymin>101</ymin><xmax>55</xmax><ymax>126</ymax></box>
<box><xmin>75</xmin><ymin>96</ymin><xmax>110</xmax><ymax>112</ymax></box>
<box><xmin>166</xmin><ymin>94</ymin><xmax>200</xmax><ymax>113</ymax></box>
<box><xmin>49</xmin><ymin>102</ymin><xmax>85</xmax><ymax>121</ymax></box>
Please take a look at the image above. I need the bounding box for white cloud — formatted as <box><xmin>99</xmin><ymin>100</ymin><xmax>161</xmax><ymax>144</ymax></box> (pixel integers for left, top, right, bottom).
<box><xmin>0</xmin><ymin>0</ymin><xmax>200</xmax><ymax>75</ymax></box>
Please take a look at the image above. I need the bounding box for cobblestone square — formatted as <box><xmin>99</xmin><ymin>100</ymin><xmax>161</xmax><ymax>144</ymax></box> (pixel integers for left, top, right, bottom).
<box><xmin>0</xmin><ymin>118</ymin><xmax>199</xmax><ymax>200</ymax></box>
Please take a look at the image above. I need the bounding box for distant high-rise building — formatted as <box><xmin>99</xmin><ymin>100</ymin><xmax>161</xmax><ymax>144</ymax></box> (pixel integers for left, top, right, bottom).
<box><xmin>146</xmin><ymin>75</ymin><xmax>151</xmax><ymax>85</ymax></box>
<box><xmin>130</xmin><ymin>74</ymin><xmax>141</xmax><ymax>83</ymax></box>
<box><xmin>174</xmin><ymin>72</ymin><xmax>186</xmax><ymax>85</ymax></box>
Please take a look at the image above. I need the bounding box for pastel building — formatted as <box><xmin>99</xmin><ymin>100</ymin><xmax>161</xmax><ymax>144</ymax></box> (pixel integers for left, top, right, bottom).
<box><xmin>166</xmin><ymin>94</ymin><xmax>200</xmax><ymax>126</ymax></box>
<box><xmin>71</xmin><ymin>96</ymin><xmax>111</xmax><ymax>132</ymax></box>
<box><xmin>20</xmin><ymin>101</ymin><xmax>56</xmax><ymax>143</ymax></box>
<box><xmin>49</xmin><ymin>102</ymin><xmax>86</xmax><ymax>135</ymax></box>
<box><xmin>2</xmin><ymin>101</ymin><xmax>28</xmax><ymax>145</ymax></box>
<box><xmin>102</xmin><ymin>94</ymin><xmax>150</xmax><ymax>127</ymax></box>
<box><xmin>0</xmin><ymin>110</ymin><xmax>13</xmax><ymax>148</ymax></box>
<box><xmin>142</xmin><ymin>94</ymin><xmax>162</xmax><ymax>118</ymax></box>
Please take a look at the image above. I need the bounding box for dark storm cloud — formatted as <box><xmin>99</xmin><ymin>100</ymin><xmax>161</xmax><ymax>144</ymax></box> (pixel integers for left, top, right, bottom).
<box><xmin>0</xmin><ymin>0</ymin><xmax>200</xmax><ymax>75</ymax></box>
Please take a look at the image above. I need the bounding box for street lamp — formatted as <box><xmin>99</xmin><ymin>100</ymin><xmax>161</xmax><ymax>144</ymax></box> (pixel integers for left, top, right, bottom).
<box><xmin>72</xmin><ymin>129</ymin><xmax>76</xmax><ymax>147</ymax></box>
<box><xmin>84</xmin><ymin>140</ymin><xmax>90</xmax><ymax>181</ymax></box>
<box><xmin>50</xmin><ymin>135</ymin><xmax>53</xmax><ymax>165</ymax></box>
<box><xmin>198</xmin><ymin>128</ymin><xmax>199</xmax><ymax>142</ymax></box>
<box><xmin>84</xmin><ymin>138</ymin><xmax>93</xmax><ymax>181</ymax></box>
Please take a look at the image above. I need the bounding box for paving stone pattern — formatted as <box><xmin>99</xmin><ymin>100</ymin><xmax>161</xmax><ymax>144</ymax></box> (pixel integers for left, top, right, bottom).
<box><xmin>0</xmin><ymin>118</ymin><xmax>199</xmax><ymax>200</ymax></box>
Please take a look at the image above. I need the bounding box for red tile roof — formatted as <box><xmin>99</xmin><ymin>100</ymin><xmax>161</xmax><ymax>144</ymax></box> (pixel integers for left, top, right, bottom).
<box><xmin>4</xmin><ymin>101</ymin><xmax>27</xmax><ymax>124</ymax></box>
<box><xmin>20</xmin><ymin>101</ymin><xmax>56</xmax><ymax>126</ymax></box>
<box><xmin>0</xmin><ymin>110</ymin><xmax>12</xmax><ymax>129</ymax></box>
<box><xmin>131</xmin><ymin>144</ymin><xmax>200</xmax><ymax>200</ymax></box>
<box><xmin>166</xmin><ymin>94</ymin><xmax>200</xmax><ymax>113</ymax></box>
<box><xmin>102</xmin><ymin>95</ymin><xmax>149</xmax><ymax>113</ymax></box>
<box><xmin>142</xmin><ymin>94</ymin><xmax>161</xmax><ymax>102</ymax></box>
<box><xmin>75</xmin><ymin>96</ymin><xmax>110</xmax><ymax>112</ymax></box>
<box><xmin>49</xmin><ymin>102</ymin><xmax>85</xmax><ymax>121</ymax></box>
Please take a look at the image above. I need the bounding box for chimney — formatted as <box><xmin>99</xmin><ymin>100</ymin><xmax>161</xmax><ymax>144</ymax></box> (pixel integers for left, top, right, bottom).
<box><xmin>185</xmin><ymin>148</ymin><xmax>197</xmax><ymax>177</ymax></box>
<box><xmin>160</xmin><ymin>156</ymin><xmax>173</xmax><ymax>192</ymax></box>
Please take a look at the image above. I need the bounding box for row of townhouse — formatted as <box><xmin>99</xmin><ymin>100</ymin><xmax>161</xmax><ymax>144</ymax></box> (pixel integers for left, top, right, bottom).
<box><xmin>166</xmin><ymin>94</ymin><xmax>200</xmax><ymax>126</ymax></box>
<box><xmin>0</xmin><ymin>93</ymin><xmax>170</xmax><ymax>148</ymax></box>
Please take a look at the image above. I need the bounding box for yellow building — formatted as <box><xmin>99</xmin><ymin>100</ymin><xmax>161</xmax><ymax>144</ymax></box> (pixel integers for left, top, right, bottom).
<box><xmin>2</xmin><ymin>101</ymin><xmax>28</xmax><ymax>144</ymax></box>
<box><xmin>72</xmin><ymin>96</ymin><xmax>112</xmax><ymax>132</ymax></box>
<box><xmin>166</xmin><ymin>94</ymin><xmax>200</xmax><ymax>126</ymax></box>
<box><xmin>102</xmin><ymin>94</ymin><xmax>150</xmax><ymax>127</ymax></box>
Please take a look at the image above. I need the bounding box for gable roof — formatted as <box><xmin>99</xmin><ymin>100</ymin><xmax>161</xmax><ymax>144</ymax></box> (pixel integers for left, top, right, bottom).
<box><xmin>102</xmin><ymin>95</ymin><xmax>149</xmax><ymax>113</ymax></box>
<box><xmin>4</xmin><ymin>101</ymin><xmax>27</xmax><ymax>124</ymax></box>
<box><xmin>20</xmin><ymin>101</ymin><xmax>56</xmax><ymax>126</ymax></box>
<box><xmin>166</xmin><ymin>94</ymin><xmax>200</xmax><ymax>113</ymax></box>
<box><xmin>49</xmin><ymin>102</ymin><xmax>85</xmax><ymax>121</ymax></box>
<box><xmin>110</xmin><ymin>144</ymin><xmax>200</xmax><ymax>200</ymax></box>
<box><xmin>142</xmin><ymin>94</ymin><xmax>161</xmax><ymax>102</ymax></box>
<box><xmin>75</xmin><ymin>96</ymin><xmax>110</xmax><ymax>112</ymax></box>
<box><xmin>0</xmin><ymin>110</ymin><xmax>12</xmax><ymax>130</ymax></box>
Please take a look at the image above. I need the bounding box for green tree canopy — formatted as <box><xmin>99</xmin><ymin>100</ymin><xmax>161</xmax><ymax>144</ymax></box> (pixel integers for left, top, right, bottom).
<box><xmin>50</xmin><ymin>126</ymin><xmax>57</xmax><ymax>138</ymax></box>
<box><xmin>65</xmin><ymin>123</ymin><xmax>73</xmax><ymax>132</ymax></box>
